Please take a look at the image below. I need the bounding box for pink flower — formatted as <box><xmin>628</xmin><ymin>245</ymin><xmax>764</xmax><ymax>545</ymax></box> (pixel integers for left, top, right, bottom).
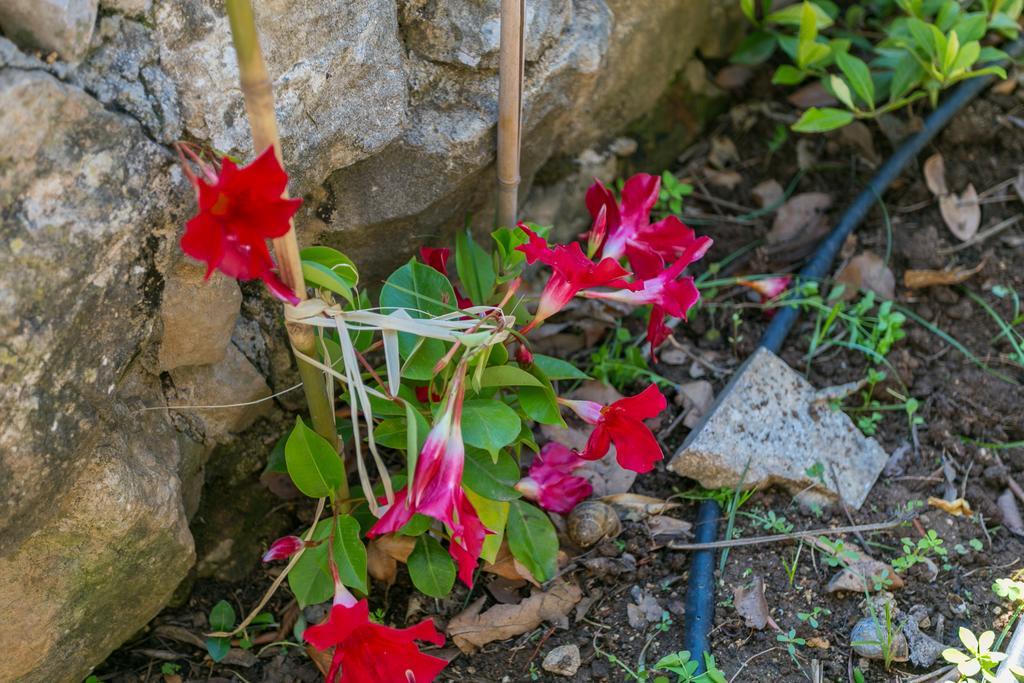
<box><xmin>515</xmin><ymin>442</ymin><xmax>593</xmax><ymax>515</ymax></box>
<box><xmin>261</xmin><ymin>535</ymin><xmax>304</xmax><ymax>562</ymax></box>
<box><xmin>559</xmin><ymin>385</ymin><xmax>667</xmax><ymax>473</ymax></box>
<box><xmin>180</xmin><ymin>146</ymin><xmax>302</xmax><ymax>304</ymax></box>
<box><xmin>581</xmin><ymin>257</ymin><xmax>702</xmax><ymax>356</ymax></box>
<box><xmin>585</xmin><ymin>174</ymin><xmax>712</xmax><ymax>278</ymax></box>
<box><xmin>368</xmin><ymin>367</ymin><xmax>488</xmax><ymax>587</ymax></box>
<box><xmin>515</xmin><ymin>344</ymin><xmax>534</xmax><ymax>366</ymax></box>
<box><xmin>419</xmin><ymin>246</ymin><xmax>473</xmax><ymax>309</ymax></box>
<box><xmin>304</xmin><ymin>589</ymin><xmax>447</xmax><ymax>683</ymax></box>
<box><xmin>516</xmin><ymin>225</ymin><xmax>632</xmax><ymax>332</ymax></box>
<box><xmin>738</xmin><ymin>276</ymin><xmax>791</xmax><ymax>301</ymax></box>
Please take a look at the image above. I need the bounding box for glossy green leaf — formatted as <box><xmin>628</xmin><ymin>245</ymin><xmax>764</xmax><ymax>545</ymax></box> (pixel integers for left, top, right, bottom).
<box><xmin>829</xmin><ymin>75</ymin><xmax>855</xmax><ymax>110</ymax></box>
<box><xmin>285</xmin><ymin>417</ymin><xmax>345</xmax><ymax>499</ymax></box>
<box><xmin>301</xmin><ymin>261</ymin><xmax>353</xmax><ymax>303</ymax></box>
<box><xmin>478</xmin><ymin>365</ymin><xmax>544</xmax><ymax>388</ymax></box>
<box><xmin>532</xmin><ymin>354</ymin><xmax>590</xmax><ymax>380</ymax></box>
<box><xmin>731</xmin><ymin>30</ymin><xmax>777</xmax><ymax>65</ymax></box>
<box><xmin>890</xmin><ymin>53</ymin><xmax>924</xmax><ymax>100</ymax></box>
<box><xmin>287</xmin><ymin>516</ymin><xmax>368</xmax><ymax>606</ymax></box>
<box><xmin>407</xmin><ymin>535</ymin><xmax>456</xmax><ymax>598</ymax></box>
<box><xmin>465</xmin><ymin>488</ymin><xmax>509</xmax><ymax>563</ymax></box>
<box><xmin>380</xmin><ymin>260</ymin><xmax>458</xmax><ymax>360</ymax></box>
<box><xmin>205</xmin><ymin>636</ymin><xmax>231</xmax><ymax>662</ymax></box>
<box><xmin>507</xmin><ymin>500</ymin><xmax>558</xmax><ymax>582</ymax></box>
<box><xmin>767</xmin><ymin>1</ymin><xmax>833</xmax><ymax>28</ymax></box>
<box><xmin>792</xmin><ymin>107</ymin><xmax>855</xmax><ymax>132</ymax></box>
<box><xmin>772</xmin><ymin>64</ymin><xmax>808</xmax><ymax>85</ymax></box>
<box><xmin>463</xmin><ymin>448</ymin><xmax>522</xmax><ymax>501</ymax></box>
<box><xmin>518</xmin><ymin>386</ymin><xmax>565</xmax><ymax>426</ymax></box>
<box><xmin>300</xmin><ymin>246</ymin><xmax>359</xmax><ymax>288</ymax></box>
<box><xmin>461</xmin><ymin>400</ymin><xmax>521</xmax><ymax>456</ymax></box>
<box><xmin>455</xmin><ymin>230</ymin><xmax>496</xmax><ymax>305</ymax></box>
<box><xmin>835</xmin><ymin>51</ymin><xmax>874</xmax><ymax>107</ymax></box>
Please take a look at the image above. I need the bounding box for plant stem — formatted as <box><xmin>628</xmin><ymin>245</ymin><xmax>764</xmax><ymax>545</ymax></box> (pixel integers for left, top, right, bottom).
<box><xmin>496</xmin><ymin>0</ymin><xmax>524</xmax><ymax>228</ymax></box>
<box><xmin>224</xmin><ymin>0</ymin><xmax>345</xmax><ymax>494</ymax></box>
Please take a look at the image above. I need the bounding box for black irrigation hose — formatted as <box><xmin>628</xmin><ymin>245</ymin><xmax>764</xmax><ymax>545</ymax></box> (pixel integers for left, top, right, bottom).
<box><xmin>681</xmin><ymin>38</ymin><xmax>1024</xmax><ymax>674</ymax></box>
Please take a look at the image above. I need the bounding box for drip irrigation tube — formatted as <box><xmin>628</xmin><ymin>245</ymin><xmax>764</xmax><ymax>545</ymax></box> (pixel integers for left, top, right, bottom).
<box><xmin>681</xmin><ymin>39</ymin><xmax>1024</xmax><ymax>674</ymax></box>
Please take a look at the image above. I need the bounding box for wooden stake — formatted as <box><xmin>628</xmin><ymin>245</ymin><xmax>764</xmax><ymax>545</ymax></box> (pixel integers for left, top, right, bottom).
<box><xmin>496</xmin><ymin>0</ymin><xmax>524</xmax><ymax>228</ymax></box>
<box><xmin>224</xmin><ymin>0</ymin><xmax>341</xmax><ymax>458</ymax></box>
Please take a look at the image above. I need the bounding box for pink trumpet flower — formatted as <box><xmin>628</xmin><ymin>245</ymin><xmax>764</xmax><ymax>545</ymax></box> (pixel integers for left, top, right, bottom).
<box><xmin>559</xmin><ymin>384</ymin><xmax>667</xmax><ymax>473</ymax></box>
<box><xmin>261</xmin><ymin>535</ymin><xmax>304</xmax><ymax>562</ymax></box>
<box><xmin>585</xmin><ymin>173</ymin><xmax>712</xmax><ymax>278</ymax></box>
<box><xmin>367</xmin><ymin>366</ymin><xmax>488</xmax><ymax>587</ymax></box>
<box><xmin>514</xmin><ymin>442</ymin><xmax>593</xmax><ymax>515</ymax></box>
<box><xmin>516</xmin><ymin>225</ymin><xmax>632</xmax><ymax>332</ymax></box>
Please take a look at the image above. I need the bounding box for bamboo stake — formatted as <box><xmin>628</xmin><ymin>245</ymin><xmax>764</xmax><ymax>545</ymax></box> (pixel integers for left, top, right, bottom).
<box><xmin>496</xmin><ymin>0</ymin><xmax>524</xmax><ymax>228</ymax></box>
<box><xmin>224</xmin><ymin>1</ymin><xmax>342</xmax><ymax>464</ymax></box>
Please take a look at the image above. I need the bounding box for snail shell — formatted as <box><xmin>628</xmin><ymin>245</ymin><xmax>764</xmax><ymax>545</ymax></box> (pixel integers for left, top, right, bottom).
<box><xmin>567</xmin><ymin>501</ymin><xmax>622</xmax><ymax>548</ymax></box>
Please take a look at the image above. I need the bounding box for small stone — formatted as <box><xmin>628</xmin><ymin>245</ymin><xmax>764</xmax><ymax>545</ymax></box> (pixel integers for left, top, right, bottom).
<box><xmin>668</xmin><ymin>348</ymin><xmax>888</xmax><ymax>509</ymax></box>
<box><xmin>157</xmin><ymin>261</ymin><xmax>242</xmax><ymax>372</ymax></box>
<box><xmin>0</xmin><ymin>0</ymin><xmax>98</xmax><ymax>62</ymax></box>
<box><xmin>610</xmin><ymin>137</ymin><xmax>639</xmax><ymax>157</ymax></box>
<box><xmin>542</xmin><ymin>644</ymin><xmax>581</xmax><ymax>677</ymax></box>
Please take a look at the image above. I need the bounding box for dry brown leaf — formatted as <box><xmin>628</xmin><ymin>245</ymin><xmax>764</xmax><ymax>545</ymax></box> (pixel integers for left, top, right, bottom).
<box><xmin>903</xmin><ymin>262</ymin><xmax>984</xmax><ymax>289</ymax></box>
<box><xmin>816</xmin><ymin>537</ymin><xmax>904</xmax><ymax>592</ymax></box>
<box><xmin>927</xmin><ymin>496</ymin><xmax>973</xmax><ymax>517</ymax></box>
<box><xmin>714</xmin><ymin>64</ymin><xmax>754</xmax><ymax>90</ymax></box>
<box><xmin>993</xmin><ymin>71</ymin><xmax>1018</xmax><ymax>95</ymax></box>
<box><xmin>705</xmin><ymin>168</ymin><xmax>743</xmax><ymax>190</ymax></box>
<box><xmin>788</xmin><ymin>81</ymin><xmax>837</xmax><ymax>109</ymax></box>
<box><xmin>305</xmin><ymin>644</ymin><xmax>332</xmax><ymax>676</ymax></box>
<box><xmin>806</xmin><ymin>637</ymin><xmax>831</xmax><ymax>650</ymax></box>
<box><xmin>447</xmin><ymin>581</ymin><xmax>583</xmax><ymax>653</ymax></box>
<box><xmin>836</xmin><ymin>251</ymin><xmax>895</xmax><ymax>299</ymax></box>
<box><xmin>838</xmin><ymin>121</ymin><xmax>879</xmax><ymax>164</ymax></box>
<box><xmin>709</xmin><ymin>136</ymin><xmax>739</xmax><ymax>170</ymax></box>
<box><xmin>373</xmin><ymin>533</ymin><xmax>415</xmax><ymax>563</ymax></box>
<box><xmin>163</xmin><ymin>675</ymin><xmax>183</xmax><ymax>683</ymax></box>
<box><xmin>647</xmin><ymin>515</ymin><xmax>692</xmax><ymax>541</ymax></box>
<box><xmin>998</xmin><ymin>489</ymin><xmax>1024</xmax><ymax>536</ymax></box>
<box><xmin>367</xmin><ymin>537</ymin><xmax>399</xmax><ymax>585</ymax></box>
<box><xmin>923</xmin><ymin>153</ymin><xmax>948</xmax><ymax>197</ymax></box>
<box><xmin>768</xmin><ymin>192</ymin><xmax>832</xmax><ymax>244</ymax></box>
<box><xmin>733</xmin><ymin>575</ymin><xmax>770</xmax><ymax>630</ymax></box>
<box><xmin>481</xmin><ymin>540</ymin><xmax>540</xmax><ymax>584</ymax></box>
<box><xmin>601</xmin><ymin>493</ymin><xmax>680</xmax><ymax>521</ymax></box>
<box><xmin>751</xmin><ymin>179</ymin><xmax>784</xmax><ymax>209</ymax></box>
<box><xmin>940</xmin><ymin>184</ymin><xmax>981</xmax><ymax>241</ymax></box>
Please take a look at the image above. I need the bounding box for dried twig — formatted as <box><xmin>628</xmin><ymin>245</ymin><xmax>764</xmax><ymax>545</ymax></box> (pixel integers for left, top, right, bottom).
<box><xmin>667</xmin><ymin>515</ymin><xmax>911</xmax><ymax>551</ymax></box>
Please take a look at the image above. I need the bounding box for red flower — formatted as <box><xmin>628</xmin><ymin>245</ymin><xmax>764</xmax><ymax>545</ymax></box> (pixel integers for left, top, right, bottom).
<box><xmin>516</xmin><ymin>225</ymin><xmax>632</xmax><ymax>332</ymax></box>
<box><xmin>180</xmin><ymin>147</ymin><xmax>303</xmax><ymax>304</ymax></box>
<box><xmin>514</xmin><ymin>344</ymin><xmax>534</xmax><ymax>365</ymax></box>
<box><xmin>559</xmin><ymin>385</ymin><xmax>667</xmax><ymax>473</ymax></box>
<box><xmin>303</xmin><ymin>597</ymin><xmax>447</xmax><ymax>683</ymax></box>
<box><xmin>419</xmin><ymin>247</ymin><xmax>473</xmax><ymax>309</ymax></box>
<box><xmin>515</xmin><ymin>442</ymin><xmax>592</xmax><ymax>515</ymax></box>
<box><xmin>368</xmin><ymin>367</ymin><xmax>488</xmax><ymax>587</ymax></box>
<box><xmin>261</xmin><ymin>535</ymin><xmax>303</xmax><ymax>562</ymax></box>
<box><xmin>585</xmin><ymin>174</ymin><xmax>712</xmax><ymax>278</ymax></box>
<box><xmin>581</xmin><ymin>257</ymin><xmax>702</xmax><ymax>357</ymax></box>
<box><xmin>738</xmin><ymin>276</ymin><xmax>791</xmax><ymax>302</ymax></box>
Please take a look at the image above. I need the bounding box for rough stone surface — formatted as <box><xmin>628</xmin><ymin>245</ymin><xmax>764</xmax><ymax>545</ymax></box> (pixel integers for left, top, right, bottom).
<box><xmin>0</xmin><ymin>0</ymin><xmax>98</xmax><ymax>61</ymax></box>
<box><xmin>542</xmin><ymin>643</ymin><xmax>582</xmax><ymax>677</ymax></box>
<box><xmin>668</xmin><ymin>348</ymin><xmax>889</xmax><ymax>509</ymax></box>
<box><xmin>167</xmin><ymin>345</ymin><xmax>273</xmax><ymax>444</ymax></box>
<box><xmin>158</xmin><ymin>260</ymin><xmax>242</xmax><ymax>372</ymax></box>
<box><xmin>99</xmin><ymin>0</ymin><xmax>151</xmax><ymax>17</ymax></box>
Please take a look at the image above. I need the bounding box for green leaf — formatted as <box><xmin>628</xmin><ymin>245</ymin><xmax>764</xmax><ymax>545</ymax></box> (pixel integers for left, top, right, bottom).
<box><xmin>835</xmin><ymin>51</ymin><xmax>874</xmax><ymax>107</ymax></box>
<box><xmin>381</xmin><ymin>260</ymin><xmax>458</xmax><ymax>355</ymax></box>
<box><xmin>950</xmin><ymin>40</ymin><xmax>980</xmax><ymax>74</ymax></box>
<box><xmin>518</xmin><ymin>385</ymin><xmax>565</xmax><ymax>426</ymax></box>
<box><xmin>952</xmin><ymin>12</ymin><xmax>987</xmax><ymax>43</ymax></box>
<box><xmin>263</xmin><ymin>433</ymin><xmax>288</xmax><ymax>475</ymax></box>
<box><xmin>287</xmin><ymin>516</ymin><xmax>368</xmax><ymax>606</ymax></box>
<box><xmin>209</xmin><ymin>600</ymin><xmax>236</xmax><ymax>631</ymax></box>
<box><xmin>890</xmin><ymin>53</ymin><xmax>925</xmax><ymax>100</ymax></box>
<box><xmin>730</xmin><ymin>30</ymin><xmax>777</xmax><ymax>65</ymax></box>
<box><xmin>478</xmin><ymin>365</ymin><xmax>543</xmax><ymax>388</ymax></box>
<box><xmin>798</xmin><ymin>40</ymin><xmax>832</xmax><ymax>69</ymax></box>
<box><xmin>205</xmin><ymin>636</ymin><xmax>231</xmax><ymax>663</ymax></box>
<box><xmin>285</xmin><ymin>417</ymin><xmax>345</xmax><ymax>499</ymax></box>
<box><xmin>300</xmin><ymin>246</ymin><xmax>359</xmax><ymax>288</ymax></box>
<box><xmin>792</xmin><ymin>107</ymin><xmax>855</xmax><ymax>132</ymax></box>
<box><xmin>301</xmin><ymin>261</ymin><xmax>353</xmax><ymax>303</ymax></box>
<box><xmin>906</xmin><ymin>18</ymin><xmax>938</xmax><ymax>58</ymax></box>
<box><xmin>400</xmin><ymin>337</ymin><xmax>448</xmax><ymax>381</ymax></box>
<box><xmin>407</xmin><ymin>535</ymin><xmax>456</xmax><ymax>598</ymax></box>
<box><xmin>461</xmin><ymin>400</ymin><xmax>521</xmax><ymax>457</ymax></box>
<box><xmin>942</xmin><ymin>30</ymin><xmax>960</xmax><ymax>74</ymax></box>
<box><xmin>455</xmin><ymin>230</ymin><xmax>496</xmax><ymax>305</ymax></box>
<box><xmin>767</xmin><ymin>1</ymin><xmax>833</xmax><ymax>28</ymax></box>
<box><xmin>465</xmin><ymin>488</ymin><xmax>509</xmax><ymax>563</ymax></box>
<box><xmin>741</xmin><ymin>0</ymin><xmax>756</xmax><ymax>22</ymax></box>
<box><xmin>532</xmin><ymin>354</ymin><xmax>590</xmax><ymax>380</ymax></box>
<box><xmin>463</xmin><ymin>448</ymin><xmax>522</xmax><ymax>501</ymax></box>
<box><xmin>772</xmin><ymin>64</ymin><xmax>808</xmax><ymax>85</ymax></box>
<box><xmin>398</xmin><ymin>513</ymin><xmax>434</xmax><ymax>536</ymax></box>
<box><xmin>829</xmin><ymin>75</ymin><xmax>855</xmax><ymax>110</ymax></box>
<box><xmin>507</xmin><ymin>500</ymin><xmax>559</xmax><ymax>582</ymax></box>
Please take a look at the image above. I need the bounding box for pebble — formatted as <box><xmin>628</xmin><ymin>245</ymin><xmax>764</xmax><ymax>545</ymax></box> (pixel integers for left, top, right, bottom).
<box><xmin>543</xmin><ymin>644</ymin><xmax>582</xmax><ymax>677</ymax></box>
<box><xmin>849</xmin><ymin>617</ymin><xmax>909</xmax><ymax>661</ymax></box>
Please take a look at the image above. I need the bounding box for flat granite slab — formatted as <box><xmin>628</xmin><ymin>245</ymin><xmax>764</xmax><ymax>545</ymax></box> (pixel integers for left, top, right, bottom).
<box><xmin>668</xmin><ymin>347</ymin><xmax>888</xmax><ymax>510</ymax></box>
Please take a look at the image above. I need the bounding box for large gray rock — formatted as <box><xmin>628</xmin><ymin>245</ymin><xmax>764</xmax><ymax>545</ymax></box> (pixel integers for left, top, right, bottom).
<box><xmin>0</xmin><ymin>0</ymin><xmax>98</xmax><ymax>62</ymax></box>
<box><xmin>0</xmin><ymin>68</ymin><xmax>194</xmax><ymax>681</ymax></box>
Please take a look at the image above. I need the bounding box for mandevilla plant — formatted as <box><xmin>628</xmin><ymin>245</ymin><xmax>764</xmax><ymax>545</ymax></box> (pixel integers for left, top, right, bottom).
<box><xmin>735</xmin><ymin>0</ymin><xmax>1017</xmax><ymax>132</ymax></box>
<box><xmin>177</xmin><ymin>144</ymin><xmax>710</xmax><ymax>680</ymax></box>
